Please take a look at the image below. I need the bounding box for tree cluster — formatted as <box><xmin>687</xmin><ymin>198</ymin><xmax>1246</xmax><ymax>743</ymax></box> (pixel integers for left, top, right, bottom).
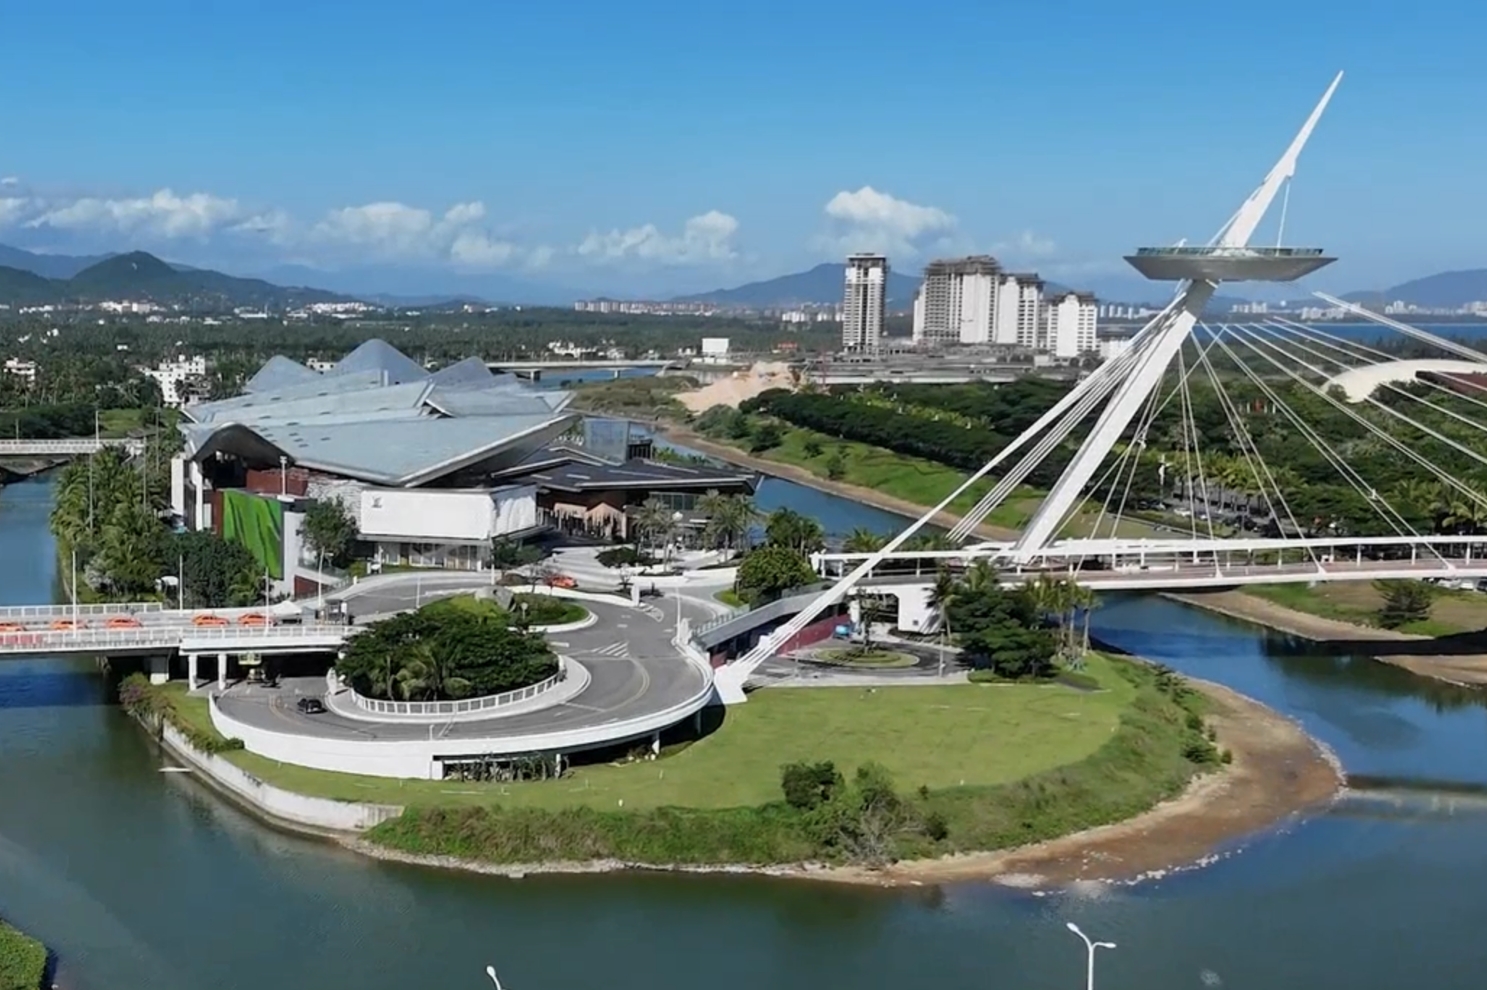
<box><xmin>336</xmin><ymin>601</ymin><xmax>559</xmax><ymax>702</ymax></box>
<box><xmin>778</xmin><ymin>760</ymin><xmax>947</xmax><ymax>866</ymax></box>
<box><xmin>50</xmin><ymin>444</ymin><xmax>260</xmax><ymax>605</ymax></box>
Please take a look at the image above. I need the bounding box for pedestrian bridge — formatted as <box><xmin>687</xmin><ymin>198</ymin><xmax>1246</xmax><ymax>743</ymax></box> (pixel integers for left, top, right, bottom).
<box><xmin>0</xmin><ymin>437</ymin><xmax>146</xmax><ymax>457</ymax></box>
<box><xmin>0</xmin><ymin>602</ymin><xmax>349</xmax><ymax>657</ymax></box>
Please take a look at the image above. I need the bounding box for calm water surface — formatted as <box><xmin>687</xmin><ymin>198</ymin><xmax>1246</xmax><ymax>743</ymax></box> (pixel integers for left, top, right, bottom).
<box><xmin>3</xmin><ymin>476</ymin><xmax>1487</xmax><ymax>989</ymax></box>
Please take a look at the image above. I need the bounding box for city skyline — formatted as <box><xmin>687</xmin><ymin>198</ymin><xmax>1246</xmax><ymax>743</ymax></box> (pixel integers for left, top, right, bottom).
<box><xmin>3</xmin><ymin>1</ymin><xmax>1486</xmax><ymax>299</ymax></box>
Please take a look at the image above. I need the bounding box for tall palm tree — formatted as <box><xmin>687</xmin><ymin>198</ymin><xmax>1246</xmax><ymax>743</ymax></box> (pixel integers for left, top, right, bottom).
<box><xmin>630</xmin><ymin>497</ymin><xmax>674</xmax><ymax>555</ymax></box>
<box><xmin>929</xmin><ymin>568</ymin><xmax>960</xmax><ymax>676</ymax></box>
<box><xmin>1077</xmin><ymin>585</ymin><xmax>1101</xmax><ymax>656</ymax></box>
<box><xmin>697</xmin><ymin>491</ymin><xmax>759</xmax><ymax>556</ymax></box>
<box><xmin>764</xmin><ymin>508</ymin><xmax>825</xmax><ymax>553</ymax></box>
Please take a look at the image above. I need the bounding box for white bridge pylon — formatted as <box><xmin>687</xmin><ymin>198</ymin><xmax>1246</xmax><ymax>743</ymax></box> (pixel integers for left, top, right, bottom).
<box><xmin>720</xmin><ymin>72</ymin><xmax>1346</xmax><ymax>687</ymax></box>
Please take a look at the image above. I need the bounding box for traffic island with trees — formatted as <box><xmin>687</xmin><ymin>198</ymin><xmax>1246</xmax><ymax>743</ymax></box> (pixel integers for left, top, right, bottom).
<box><xmin>335</xmin><ymin>596</ymin><xmax>561</xmax><ymax>704</ymax></box>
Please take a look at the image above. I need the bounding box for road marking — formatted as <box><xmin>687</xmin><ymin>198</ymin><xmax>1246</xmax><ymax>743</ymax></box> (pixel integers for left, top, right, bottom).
<box><xmin>588</xmin><ymin>641</ymin><xmax>631</xmax><ymax>658</ymax></box>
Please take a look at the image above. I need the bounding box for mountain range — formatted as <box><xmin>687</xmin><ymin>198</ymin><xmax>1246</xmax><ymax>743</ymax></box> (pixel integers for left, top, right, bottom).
<box><xmin>2</xmin><ymin>241</ymin><xmax>1486</xmax><ymax>313</ymax></box>
<box><xmin>675</xmin><ymin>262</ymin><xmax>924</xmax><ymax>309</ymax></box>
<box><xmin>0</xmin><ymin>248</ymin><xmax>350</xmax><ymax>309</ymax></box>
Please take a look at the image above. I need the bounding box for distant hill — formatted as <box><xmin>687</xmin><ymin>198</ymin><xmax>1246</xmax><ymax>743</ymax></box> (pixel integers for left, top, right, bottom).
<box><xmin>0</xmin><ymin>250</ymin><xmax>353</xmax><ymax>309</ymax></box>
<box><xmin>0</xmin><ymin>244</ymin><xmax>114</xmax><ymax>280</ymax></box>
<box><xmin>675</xmin><ymin>262</ymin><xmax>923</xmax><ymax>309</ymax></box>
<box><xmin>1343</xmin><ymin>269</ymin><xmax>1487</xmax><ymax>309</ymax></box>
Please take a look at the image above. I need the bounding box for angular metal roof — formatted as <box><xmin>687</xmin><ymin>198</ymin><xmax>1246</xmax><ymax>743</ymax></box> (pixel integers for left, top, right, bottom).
<box><xmin>330</xmin><ymin>338</ymin><xmax>429</xmax><ymax>384</ymax></box>
<box><xmin>182</xmin><ymin>340</ymin><xmax>578</xmax><ymax>488</ymax></box>
<box><xmin>429</xmin><ymin>355</ymin><xmax>497</xmax><ymax>389</ymax></box>
<box><xmin>245</xmin><ymin>355</ymin><xmax>321</xmax><ymax>393</ymax></box>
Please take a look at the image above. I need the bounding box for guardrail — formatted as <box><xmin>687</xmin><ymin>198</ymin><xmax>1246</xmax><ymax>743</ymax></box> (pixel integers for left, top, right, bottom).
<box><xmin>0</xmin><ymin>622</ymin><xmax>352</xmax><ymax>655</ymax></box>
<box><xmin>0</xmin><ymin>602</ymin><xmax>168</xmax><ymax>619</ymax></box>
<box><xmin>348</xmin><ymin>658</ymin><xmax>568</xmax><ymax>718</ymax></box>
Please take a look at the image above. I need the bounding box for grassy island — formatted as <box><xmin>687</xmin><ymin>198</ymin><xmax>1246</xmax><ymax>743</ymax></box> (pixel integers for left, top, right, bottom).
<box><xmin>0</xmin><ymin>922</ymin><xmax>47</xmax><ymax>990</ymax></box>
<box><xmin>132</xmin><ymin>650</ymin><xmax>1225</xmax><ymax>870</ymax></box>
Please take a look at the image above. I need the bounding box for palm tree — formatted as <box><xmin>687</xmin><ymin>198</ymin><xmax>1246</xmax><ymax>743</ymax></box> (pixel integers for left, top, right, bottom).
<box><xmin>1077</xmin><ymin>586</ymin><xmax>1101</xmax><ymax>657</ymax></box>
<box><xmin>630</xmin><ymin>497</ymin><xmax>674</xmax><ymax>555</ymax></box>
<box><xmin>843</xmin><ymin>527</ymin><xmax>887</xmax><ymax>553</ymax></box>
<box><xmin>764</xmin><ymin>508</ymin><xmax>825</xmax><ymax>553</ymax></box>
<box><xmin>929</xmin><ymin>568</ymin><xmax>960</xmax><ymax>677</ymax></box>
<box><xmin>962</xmin><ymin>560</ymin><xmax>1000</xmax><ymax>595</ymax></box>
<box><xmin>697</xmin><ymin>490</ymin><xmax>759</xmax><ymax>557</ymax></box>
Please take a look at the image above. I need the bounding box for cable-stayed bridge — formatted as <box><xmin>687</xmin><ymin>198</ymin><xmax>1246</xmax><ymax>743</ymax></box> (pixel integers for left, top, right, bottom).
<box><xmin>713</xmin><ymin>70</ymin><xmax>1487</xmax><ymax>697</ymax></box>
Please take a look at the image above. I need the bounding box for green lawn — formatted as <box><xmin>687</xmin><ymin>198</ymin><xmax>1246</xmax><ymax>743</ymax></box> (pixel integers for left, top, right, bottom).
<box><xmin>1245</xmin><ymin>581</ymin><xmax>1487</xmax><ymax>638</ymax></box>
<box><xmin>96</xmin><ymin>407</ymin><xmax>147</xmax><ymax>437</ymax></box>
<box><xmin>0</xmin><ymin>921</ymin><xmax>46</xmax><ymax>990</ymax></box>
<box><xmin>714</xmin><ymin>588</ymin><xmax>745</xmax><ymax>608</ymax></box>
<box><xmin>162</xmin><ymin>655</ymin><xmax>1134</xmax><ymax>811</ymax></box>
<box><xmin>742</xmin><ymin>423</ymin><xmax>1168</xmax><ymax>539</ymax></box>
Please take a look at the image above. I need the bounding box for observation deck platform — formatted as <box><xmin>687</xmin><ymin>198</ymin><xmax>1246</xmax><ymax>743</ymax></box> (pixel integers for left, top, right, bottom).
<box><xmin>1124</xmin><ymin>246</ymin><xmax>1335</xmax><ymax>282</ymax></box>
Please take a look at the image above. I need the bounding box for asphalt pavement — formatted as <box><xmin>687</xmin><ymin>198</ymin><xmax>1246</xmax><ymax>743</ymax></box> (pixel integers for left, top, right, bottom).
<box><xmin>215</xmin><ymin>595</ymin><xmax>717</xmax><ymax>741</ymax></box>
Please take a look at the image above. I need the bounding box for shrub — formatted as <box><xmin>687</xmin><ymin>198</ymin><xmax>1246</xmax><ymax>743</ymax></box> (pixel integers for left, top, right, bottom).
<box><xmin>802</xmin><ymin>437</ymin><xmax>823</xmax><ymax>458</ymax></box>
<box><xmin>780</xmin><ymin>760</ymin><xmax>843</xmax><ymax>810</ymax></box>
<box><xmin>1374</xmin><ymin>579</ymin><xmax>1435</xmax><ymax>628</ymax></box>
<box><xmin>596</xmin><ymin>546</ymin><xmax>658</xmax><ymax>569</ymax></box>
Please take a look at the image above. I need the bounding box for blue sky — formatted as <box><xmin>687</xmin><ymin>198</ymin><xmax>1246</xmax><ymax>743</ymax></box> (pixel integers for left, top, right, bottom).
<box><xmin>1</xmin><ymin>0</ymin><xmax>1484</xmax><ymax>299</ymax></box>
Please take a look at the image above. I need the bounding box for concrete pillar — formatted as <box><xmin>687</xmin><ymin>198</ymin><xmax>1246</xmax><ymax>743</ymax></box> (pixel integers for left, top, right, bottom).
<box><xmin>651</xmin><ymin>731</ymin><xmax>661</xmax><ymax>758</ymax></box>
<box><xmin>187</xmin><ymin>653</ymin><xmax>199</xmax><ymax>691</ymax></box>
<box><xmin>217</xmin><ymin>652</ymin><xmax>228</xmax><ymax>690</ymax></box>
<box><xmin>148</xmin><ymin>654</ymin><xmax>170</xmax><ymax>686</ymax></box>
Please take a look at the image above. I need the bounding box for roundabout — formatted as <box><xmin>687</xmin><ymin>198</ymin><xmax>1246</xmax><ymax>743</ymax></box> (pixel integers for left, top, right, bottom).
<box><xmin>206</xmin><ymin>582</ymin><xmax>721</xmax><ymax>780</ymax></box>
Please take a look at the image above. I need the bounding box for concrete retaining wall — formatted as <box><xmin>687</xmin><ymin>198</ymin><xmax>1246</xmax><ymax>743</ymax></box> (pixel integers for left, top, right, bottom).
<box><xmin>159</xmin><ymin>722</ymin><xmax>402</xmax><ymax>831</ymax></box>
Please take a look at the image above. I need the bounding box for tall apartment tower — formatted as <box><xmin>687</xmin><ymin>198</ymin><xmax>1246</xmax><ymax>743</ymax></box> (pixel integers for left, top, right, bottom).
<box><xmin>913</xmin><ymin>255</ymin><xmax>1001</xmax><ymax>347</ymax></box>
<box><xmin>993</xmin><ymin>273</ymin><xmax>1045</xmax><ymax>348</ymax></box>
<box><xmin>842</xmin><ymin>253</ymin><xmax>888</xmax><ymax>353</ymax></box>
<box><xmin>1042</xmin><ymin>291</ymin><xmax>1100</xmax><ymax>358</ymax></box>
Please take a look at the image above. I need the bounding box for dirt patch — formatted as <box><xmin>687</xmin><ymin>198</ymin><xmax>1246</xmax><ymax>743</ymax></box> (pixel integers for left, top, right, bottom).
<box><xmin>655</xmin><ymin>423</ymin><xmax>1018</xmax><ymax>541</ymax></box>
<box><xmin>805</xmin><ymin>678</ymin><xmax>1341</xmax><ymax>887</ymax></box>
<box><xmin>674</xmin><ymin>362</ymin><xmax>797</xmax><ymax>413</ymax></box>
<box><xmin>1173</xmin><ymin>590</ymin><xmax>1487</xmax><ymax>687</ymax></box>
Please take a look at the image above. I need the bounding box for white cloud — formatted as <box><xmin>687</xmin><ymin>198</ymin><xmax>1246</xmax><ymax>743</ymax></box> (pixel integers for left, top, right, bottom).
<box><xmin>991</xmin><ymin>230</ymin><xmax>1058</xmax><ymax>259</ymax></box>
<box><xmin>0</xmin><ymin>177</ymin><xmax>19</xmax><ymax>187</ymax></box>
<box><xmin>819</xmin><ymin>186</ymin><xmax>955</xmax><ymax>257</ymax></box>
<box><xmin>577</xmin><ymin>210</ymin><xmax>739</xmax><ymax>265</ymax></box>
<box><xmin>24</xmin><ymin>189</ymin><xmax>244</xmax><ymax>239</ymax></box>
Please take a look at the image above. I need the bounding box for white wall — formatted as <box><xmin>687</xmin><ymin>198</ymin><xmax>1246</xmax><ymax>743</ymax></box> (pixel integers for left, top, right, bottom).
<box><xmin>360</xmin><ymin>488</ymin><xmax>496</xmax><ymax>542</ymax></box>
<box><xmin>492</xmin><ymin>486</ymin><xmax>537</xmax><ymax>535</ymax></box>
<box><xmin>893</xmin><ymin>585</ymin><xmax>937</xmax><ymax>633</ymax></box>
<box><xmin>700</xmin><ymin>337</ymin><xmax>730</xmax><ymax>357</ymax></box>
<box><xmin>160</xmin><ymin>721</ymin><xmax>402</xmax><ymax>830</ymax></box>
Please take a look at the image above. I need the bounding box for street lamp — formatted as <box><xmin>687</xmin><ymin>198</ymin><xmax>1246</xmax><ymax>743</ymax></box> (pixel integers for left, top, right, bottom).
<box><xmin>484</xmin><ymin>965</ymin><xmax>505</xmax><ymax>990</ymax></box>
<box><xmin>1066</xmin><ymin>922</ymin><xmax>1116</xmax><ymax>990</ymax></box>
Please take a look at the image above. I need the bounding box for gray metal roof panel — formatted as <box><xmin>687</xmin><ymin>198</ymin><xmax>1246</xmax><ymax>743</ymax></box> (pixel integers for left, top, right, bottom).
<box><xmin>329</xmin><ymin>338</ymin><xmax>429</xmax><ymax>384</ymax></box>
<box><xmin>256</xmin><ymin>413</ymin><xmax>578</xmax><ymax>485</ymax></box>
<box><xmin>244</xmin><ymin>355</ymin><xmax>321</xmax><ymax>393</ymax></box>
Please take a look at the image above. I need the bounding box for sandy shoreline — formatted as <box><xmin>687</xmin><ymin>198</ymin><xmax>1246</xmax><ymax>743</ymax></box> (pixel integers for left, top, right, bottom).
<box><xmin>654</xmin><ymin>423</ymin><xmax>1019</xmax><ymax>541</ymax></box>
<box><xmin>339</xmin><ymin>676</ymin><xmax>1343</xmax><ymax>889</ymax></box>
<box><xmin>1168</xmin><ymin>590</ymin><xmax>1487</xmax><ymax>687</ymax></box>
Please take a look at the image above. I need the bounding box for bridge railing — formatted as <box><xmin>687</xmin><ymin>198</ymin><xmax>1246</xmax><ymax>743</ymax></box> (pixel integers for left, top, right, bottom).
<box><xmin>0</xmin><ymin>602</ymin><xmax>167</xmax><ymax>620</ymax></box>
<box><xmin>0</xmin><ymin>623</ymin><xmax>352</xmax><ymax>654</ymax></box>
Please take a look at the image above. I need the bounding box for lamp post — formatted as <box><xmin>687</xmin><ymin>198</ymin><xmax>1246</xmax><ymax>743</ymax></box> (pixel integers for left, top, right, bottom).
<box><xmin>1066</xmin><ymin>921</ymin><xmax>1116</xmax><ymax>990</ymax></box>
<box><xmin>484</xmin><ymin>965</ymin><xmax>504</xmax><ymax>990</ymax></box>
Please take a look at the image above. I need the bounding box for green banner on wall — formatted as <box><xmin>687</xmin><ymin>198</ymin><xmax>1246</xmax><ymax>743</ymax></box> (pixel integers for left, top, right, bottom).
<box><xmin>221</xmin><ymin>490</ymin><xmax>285</xmax><ymax>580</ymax></box>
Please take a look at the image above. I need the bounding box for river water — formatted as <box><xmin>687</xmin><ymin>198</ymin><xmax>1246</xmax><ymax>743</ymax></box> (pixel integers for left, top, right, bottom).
<box><xmin>3</xmin><ymin>474</ymin><xmax>1487</xmax><ymax>990</ymax></box>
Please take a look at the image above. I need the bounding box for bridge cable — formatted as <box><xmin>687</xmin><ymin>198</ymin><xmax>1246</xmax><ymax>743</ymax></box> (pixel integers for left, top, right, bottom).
<box><xmin>1259</xmin><ymin>320</ymin><xmax>1487</xmax><ymax>435</ymax></box>
<box><xmin>1209</xmin><ymin>326</ymin><xmax>1420</xmax><ymax>544</ymax></box>
<box><xmin>1193</xmin><ymin>323</ymin><xmax>1315</xmax><ymax>563</ymax></box>
<box><xmin>1220</xmin><ymin>326</ymin><xmax>1458</xmax><ymax>561</ymax></box>
<box><xmin>1237</xmin><ymin>325</ymin><xmax>1487</xmax><ymax>498</ymax></box>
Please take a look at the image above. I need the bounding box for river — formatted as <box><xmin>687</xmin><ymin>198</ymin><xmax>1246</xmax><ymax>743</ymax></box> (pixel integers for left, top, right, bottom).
<box><xmin>3</xmin><ymin>474</ymin><xmax>1487</xmax><ymax>989</ymax></box>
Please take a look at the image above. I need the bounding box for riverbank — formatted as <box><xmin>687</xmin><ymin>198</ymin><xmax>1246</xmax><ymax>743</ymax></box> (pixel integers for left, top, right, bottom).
<box><xmin>1170</xmin><ymin>589</ymin><xmax>1487</xmax><ymax>687</ymax></box>
<box><xmin>653</xmin><ymin>422</ymin><xmax>1019</xmax><ymax>540</ymax></box>
<box><xmin>0</xmin><ymin>921</ymin><xmax>47</xmax><ymax>990</ymax></box>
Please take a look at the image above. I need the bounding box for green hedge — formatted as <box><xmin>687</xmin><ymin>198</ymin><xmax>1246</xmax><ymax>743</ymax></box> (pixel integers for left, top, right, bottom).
<box><xmin>0</xmin><ymin>922</ymin><xmax>46</xmax><ymax>990</ymax></box>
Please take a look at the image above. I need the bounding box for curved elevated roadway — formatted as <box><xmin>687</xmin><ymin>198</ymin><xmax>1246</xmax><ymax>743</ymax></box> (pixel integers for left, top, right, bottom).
<box><xmin>213</xmin><ymin>584</ymin><xmax>718</xmax><ymax>758</ymax></box>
